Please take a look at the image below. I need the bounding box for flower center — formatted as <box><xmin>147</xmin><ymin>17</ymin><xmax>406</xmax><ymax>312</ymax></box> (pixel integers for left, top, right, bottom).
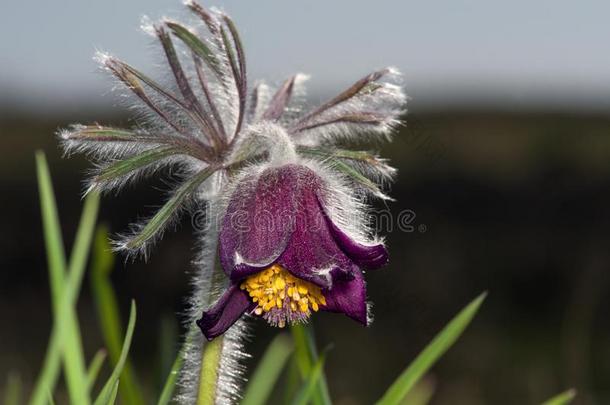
<box><xmin>240</xmin><ymin>264</ymin><xmax>327</xmax><ymax>327</ymax></box>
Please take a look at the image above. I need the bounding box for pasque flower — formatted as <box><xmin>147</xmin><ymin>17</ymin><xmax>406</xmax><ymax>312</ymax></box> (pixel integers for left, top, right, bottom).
<box><xmin>59</xmin><ymin>1</ymin><xmax>405</xmax><ymax>401</ymax></box>
<box><xmin>198</xmin><ymin>163</ymin><xmax>389</xmax><ymax>339</ymax></box>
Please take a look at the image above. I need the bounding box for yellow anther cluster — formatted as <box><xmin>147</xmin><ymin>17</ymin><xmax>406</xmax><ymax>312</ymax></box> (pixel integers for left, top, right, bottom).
<box><xmin>240</xmin><ymin>264</ymin><xmax>327</xmax><ymax>324</ymax></box>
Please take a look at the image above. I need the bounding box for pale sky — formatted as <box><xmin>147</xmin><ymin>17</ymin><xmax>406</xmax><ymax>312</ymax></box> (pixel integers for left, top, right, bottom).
<box><xmin>2</xmin><ymin>0</ymin><xmax>610</xmax><ymax>111</ymax></box>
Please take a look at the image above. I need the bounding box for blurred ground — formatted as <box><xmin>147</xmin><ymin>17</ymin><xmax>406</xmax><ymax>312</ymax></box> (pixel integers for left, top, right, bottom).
<box><xmin>1</xmin><ymin>109</ymin><xmax>609</xmax><ymax>404</ymax></box>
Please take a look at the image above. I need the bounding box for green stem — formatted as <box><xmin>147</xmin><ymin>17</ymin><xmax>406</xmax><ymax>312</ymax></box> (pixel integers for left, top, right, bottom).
<box><xmin>197</xmin><ymin>337</ymin><xmax>224</xmax><ymax>405</ymax></box>
<box><xmin>188</xmin><ymin>236</ymin><xmax>234</xmax><ymax>405</ymax></box>
<box><xmin>291</xmin><ymin>323</ymin><xmax>332</xmax><ymax>405</ymax></box>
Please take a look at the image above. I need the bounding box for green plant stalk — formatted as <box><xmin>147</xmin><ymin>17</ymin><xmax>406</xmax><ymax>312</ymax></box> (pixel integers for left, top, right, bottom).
<box><xmin>157</xmin><ymin>340</ymin><xmax>187</xmax><ymax>405</ymax></box>
<box><xmin>541</xmin><ymin>389</ymin><xmax>576</xmax><ymax>405</ymax></box>
<box><xmin>242</xmin><ymin>334</ymin><xmax>293</xmax><ymax>405</ymax></box>
<box><xmin>375</xmin><ymin>292</ymin><xmax>487</xmax><ymax>405</ymax></box>
<box><xmin>31</xmin><ymin>152</ymin><xmax>98</xmax><ymax>405</ymax></box>
<box><xmin>93</xmin><ymin>301</ymin><xmax>138</xmax><ymax>405</ymax></box>
<box><xmin>87</xmin><ymin>350</ymin><xmax>107</xmax><ymax>390</ymax></box>
<box><xmin>291</xmin><ymin>350</ymin><xmax>328</xmax><ymax>405</ymax></box>
<box><xmin>291</xmin><ymin>324</ymin><xmax>332</xmax><ymax>405</ymax></box>
<box><xmin>91</xmin><ymin>226</ymin><xmax>144</xmax><ymax>405</ymax></box>
<box><xmin>197</xmin><ymin>337</ymin><xmax>224</xmax><ymax>405</ymax></box>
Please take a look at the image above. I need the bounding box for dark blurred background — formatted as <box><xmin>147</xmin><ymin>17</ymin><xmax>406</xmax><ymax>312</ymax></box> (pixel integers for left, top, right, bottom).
<box><xmin>1</xmin><ymin>1</ymin><xmax>610</xmax><ymax>404</ymax></box>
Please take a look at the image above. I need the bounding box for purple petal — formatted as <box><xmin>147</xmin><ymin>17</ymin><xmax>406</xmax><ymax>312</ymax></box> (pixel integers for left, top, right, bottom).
<box><xmin>219</xmin><ymin>167</ymin><xmax>299</xmax><ymax>279</ymax></box>
<box><xmin>197</xmin><ymin>284</ymin><xmax>254</xmax><ymax>340</ymax></box>
<box><xmin>321</xmin><ymin>199</ymin><xmax>388</xmax><ymax>269</ymax></box>
<box><xmin>322</xmin><ymin>269</ymin><xmax>368</xmax><ymax>325</ymax></box>
<box><xmin>273</xmin><ymin>167</ymin><xmax>352</xmax><ymax>287</ymax></box>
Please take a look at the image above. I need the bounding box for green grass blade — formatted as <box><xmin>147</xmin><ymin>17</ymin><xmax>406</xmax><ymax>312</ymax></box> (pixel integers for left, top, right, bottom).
<box><xmin>157</xmin><ymin>341</ymin><xmax>186</xmax><ymax>405</ymax></box>
<box><xmin>283</xmin><ymin>358</ymin><xmax>301</xmax><ymax>404</ymax></box>
<box><xmin>94</xmin><ymin>301</ymin><xmax>137</xmax><ymax>405</ymax></box>
<box><xmin>375</xmin><ymin>292</ymin><xmax>487</xmax><ymax>405</ymax></box>
<box><xmin>30</xmin><ymin>152</ymin><xmax>97</xmax><ymax>405</ymax></box>
<box><xmin>541</xmin><ymin>389</ymin><xmax>577</xmax><ymax>405</ymax></box>
<box><xmin>35</xmin><ymin>151</ymin><xmax>67</xmax><ymax>312</ymax></box>
<box><xmin>242</xmin><ymin>334</ymin><xmax>294</xmax><ymax>405</ymax></box>
<box><xmin>91</xmin><ymin>226</ymin><xmax>144</xmax><ymax>405</ymax></box>
<box><xmin>107</xmin><ymin>381</ymin><xmax>120</xmax><ymax>405</ymax></box>
<box><xmin>158</xmin><ymin>314</ymin><xmax>179</xmax><ymax>389</ymax></box>
<box><xmin>3</xmin><ymin>372</ymin><xmax>22</xmax><ymax>405</ymax></box>
<box><xmin>87</xmin><ymin>349</ymin><xmax>108</xmax><ymax>390</ymax></box>
<box><xmin>290</xmin><ymin>324</ymin><xmax>332</xmax><ymax>405</ymax></box>
<box><xmin>290</xmin><ymin>350</ymin><xmax>327</xmax><ymax>405</ymax></box>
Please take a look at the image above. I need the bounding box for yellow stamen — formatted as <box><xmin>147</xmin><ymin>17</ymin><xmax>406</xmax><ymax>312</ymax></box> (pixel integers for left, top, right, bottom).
<box><xmin>240</xmin><ymin>264</ymin><xmax>326</xmax><ymax>321</ymax></box>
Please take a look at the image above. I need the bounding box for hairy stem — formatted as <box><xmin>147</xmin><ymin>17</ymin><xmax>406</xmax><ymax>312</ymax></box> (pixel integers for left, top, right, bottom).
<box><xmin>176</xmin><ymin>200</ymin><xmax>247</xmax><ymax>405</ymax></box>
<box><xmin>197</xmin><ymin>337</ymin><xmax>224</xmax><ymax>405</ymax></box>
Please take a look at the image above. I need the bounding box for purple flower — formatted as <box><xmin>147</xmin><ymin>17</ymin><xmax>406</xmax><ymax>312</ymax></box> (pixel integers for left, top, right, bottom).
<box><xmin>197</xmin><ymin>164</ymin><xmax>388</xmax><ymax>340</ymax></box>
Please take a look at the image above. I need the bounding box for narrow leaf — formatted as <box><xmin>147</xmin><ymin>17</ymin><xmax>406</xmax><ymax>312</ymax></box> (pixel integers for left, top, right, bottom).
<box><xmin>294</xmin><ymin>112</ymin><xmax>387</xmax><ymax>133</ymax></box>
<box><xmin>87</xmin><ymin>350</ymin><xmax>108</xmax><ymax>390</ymax></box>
<box><xmin>375</xmin><ymin>292</ymin><xmax>487</xmax><ymax>405</ymax></box>
<box><xmin>326</xmin><ymin>157</ymin><xmax>388</xmax><ymax>199</ymax></box>
<box><xmin>30</xmin><ymin>152</ymin><xmax>97</xmax><ymax>405</ymax></box>
<box><xmin>157</xmin><ymin>24</ymin><xmax>223</xmax><ymax>148</ymax></box>
<box><xmin>94</xmin><ymin>301</ymin><xmax>137</xmax><ymax>405</ymax></box>
<box><xmin>223</xmin><ymin>14</ymin><xmax>247</xmax><ymax>139</ymax></box>
<box><xmin>107</xmin><ymin>381</ymin><xmax>120</xmax><ymax>405</ymax></box>
<box><xmin>290</xmin><ymin>350</ymin><xmax>328</xmax><ymax>405</ymax></box>
<box><xmin>94</xmin><ymin>146</ymin><xmax>180</xmax><ymax>185</ymax></box>
<box><xmin>157</xmin><ymin>340</ymin><xmax>186</xmax><ymax>405</ymax></box>
<box><xmin>291</xmin><ymin>324</ymin><xmax>332</xmax><ymax>405</ymax></box>
<box><xmin>166</xmin><ymin>21</ymin><xmax>222</xmax><ymax>80</ymax></box>
<box><xmin>220</xmin><ymin>23</ymin><xmax>246</xmax><ymax>137</ymax></box>
<box><xmin>541</xmin><ymin>389</ymin><xmax>577</xmax><ymax>405</ymax></box>
<box><xmin>62</xmin><ymin>126</ymin><xmax>145</xmax><ymax>142</ymax></box>
<box><xmin>157</xmin><ymin>25</ymin><xmax>202</xmax><ymax>112</ymax></box>
<box><xmin>242</xmin><ymin>334</ymin><xmax>294</xmax><ymax>405</ymax></box>
<box><xmin>124</xmin><ymin>167</ymin><xmax>216</xmax><ymax>250</ymax></box>
<box><xmin>298</xmin><ymin>146</ymin><xmax>394</xmax><ymax>175</ymax></box>
<box><xmin>296</xmin><ymin>68</ymin><xmax>390</xmax><ymax>126</ymax></box>
<box><xmin>91</xmin><ymin>226</ymin><xmax>144</xmax><ymax>405</ymax></box>
<box><xmin>262</xmin><ymin>76</ymin><xmax>297</xmax><ymax>121</ymax></box>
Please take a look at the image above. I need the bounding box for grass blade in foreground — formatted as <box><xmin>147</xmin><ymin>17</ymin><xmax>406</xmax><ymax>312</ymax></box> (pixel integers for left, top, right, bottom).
<box><xmin>31</xmin><ymin>152</ymin><xmax>98</xmax><ymax>405</ymax></box>
<box><xmin>91</xmin><ymin>225</ymin><xmax>144</xmax><ymax>405</ymax></box>
<box><xmin>290</xmin><ymin>350</ymin><xmax>328</xmax><ymax>405</ymax></box>
<box><xmin>242</xmin><ymin>334</ymin><xmax>294</xmax><ymax>405</ymax></box>
<box><xmin>290</xmin><ymin>324</ymin><xmax>332</xmax><ymax>405</ymax></box>
<box><xmin>541</xmin><ymin>389</ymin><xmax>576</xmax><ymax>405</ymax></box>
<box><xmin>94</xmin><ymin>301</ymin><xmax>137</xmax><ymax>405</ymax></box>
<box><xmin>375</xmin><ymin>292</ymin><xmax>487</xmax><ymax>405</ymax></box>
<box><xmin>87</xmin><ymin>350</ymin><xmax>108</xmax><ymax>390</ymax></box>
<box><xmin>157</xmin><ymin>340</ymin><xmax>186</xmax><ymax>405</ymax></box>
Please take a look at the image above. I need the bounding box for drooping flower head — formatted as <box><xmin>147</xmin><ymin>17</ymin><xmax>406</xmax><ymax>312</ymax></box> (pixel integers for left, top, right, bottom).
<box><xmin>59</xmin><ymin>1</ymin><xmax>406</xmax><ymax>338</ymax></box>
<box><xmin>198</xmin><ymin>163</ymin><xmax>389</xmax><ymax>338</ymax></box>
